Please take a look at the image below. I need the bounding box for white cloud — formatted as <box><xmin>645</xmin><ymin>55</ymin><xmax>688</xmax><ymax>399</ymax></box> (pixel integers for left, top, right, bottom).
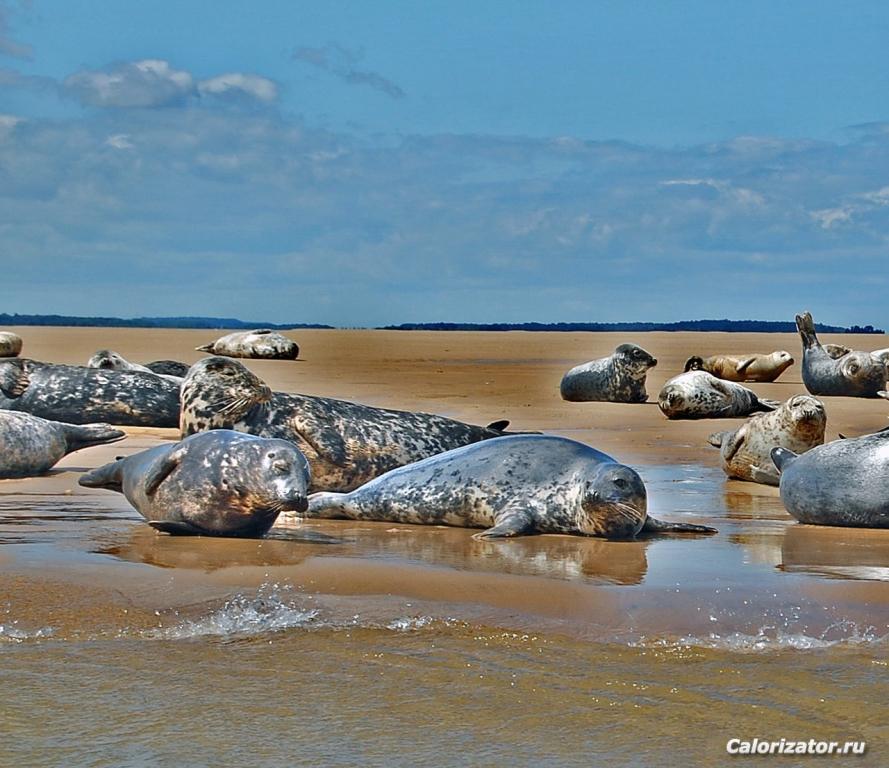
<box><xmin>198</xmin><ymin>73</ymin><xmax>278</xmax><ymax>102</ymax></box>
<box><xmin>104</xmin><ymin>133</ymin><xmax>133</xmax><ymax>150</ymax></box>
<box><xmin>64</xmin><ymin>59</ymin><xmax>195</xmax><ymax>108</ymax></box>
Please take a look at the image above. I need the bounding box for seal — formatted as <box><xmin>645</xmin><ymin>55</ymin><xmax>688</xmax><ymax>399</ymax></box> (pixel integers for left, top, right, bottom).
<box><xmin>196</xmin><ymin>329</ymin><xmax>298</xmax><ymax>360</ymax></box>
<box><xmin>772</xmin><ymin>433</ymin><xmax>889</xmax><ymax>528</ymax></box>
<box><xmin>683</xmin><ymin>351</ymin><xmax>794</xmax><ymax>383</ymax></box>
<box><xmin>657</xmin><ymin>371</ymin><xmax>779</xmax><ymax>419</ymax></box>
<box><xmin>0</xmin><ymin>358</ymin><xmax>181</xmax><ymax>427</ymax></box>
<box><xmin>145</xmin><ymin>360</ymin><xmax>191</xmax><ymax>377</ymax></box>
<box><xmin>180</xmin><ymin>356</ymin><xmax>530</xmax><ymax>492</ymax></box>
<box><xmin>0</xmin><ymin>331</ymin><xmax>22</xmax><ymax>358</ymax></box>
<box><xmin>796</xmin><ymin>312</ymin><xmax>886</xmax><ymax>397</ymax></box>
<box><xmin>707</xmin><ymin>395</ymin><xmax>826</xmax><ymax>485</ymax></box>
<box><xmin>0</xmin><ymin>411</ymin><xmax>125</xmax><ymax>479</ymax></box>
<box><xmin>78</xmin><ymin>430</ymin><xmax>310</xmax><ymax>537</ymax></box>
<box><xmin>87</xmin><ymin>350</ymin><xmax>185</xmax><ymax>384</ymax></box>
<box><xmin>560</xmin><ymin>344</ymin><xmax>657</xmax><ymax>402</ymax></box>
<box><xmin>300</xmin><ymin>434</ymin><xmax>716</xmax><ymax>540</ymax></box>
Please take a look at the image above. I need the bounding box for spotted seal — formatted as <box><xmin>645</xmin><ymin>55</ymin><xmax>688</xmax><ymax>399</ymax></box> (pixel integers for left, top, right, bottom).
<box><xmin>0</xmin><ymin>358</ymin><xmax>180</xmax><ymax>427</ymax></box>
<box><xmin>300</xmin><ymin>434</ymin><xmax>716</xmax><ymax>539</ymax></box>
<box><xmin>560</xmin><ymin>344</ymin><xmax>657</xmax><ymax>402</ymax></box>
<box><xmin>145</xmin><ymin>360</ymin><xmax>191</xmax><ymax>377</ymax></box>
<box><xmin>707</xmin><ymin>395</ymin><xmax>826</xmax><ymax>485</ymax></box>
<box><xmin>0</xmin><ymin>331</ymin><xmax>22</xmax><ymax>358</ymax></box>
<box><xmin>196</xmin><ymin>329</ymin><xmax>298</xmax><ymax>360</ymax></box>
<box><xmin>772</xmin><ymin>433</ymin><xmax>889</xmax><ymax>528</ymax></box>
<box><xmin>657</xmin><ymin>371</ymin><xmax>779</xmax><ymax>420</ymax></box>
<box><xmin>79</xmin><ymin>430</ymin><xmax>310</xmax><ymax>536</ymax></box>
<box><xmin>0</xmin><ymin>411</ymin><xmax>125</xmax><ymax>479</ymax></box>
<box><xmin>180</xmin><ymin>356</ymin><xmax>529</xmax><ymax>492</ymax></box>
<box><xmin>796</xmin><ymin>312</ymin><xmax>885</xmax><ymax>397</ymax></box>
<box><xmin>683</xmin><ymin>351</ymin><xmax>794</xmax><ymax>383</ymax></box>
<box><xmin>87</xmin><ymin>350</ymin><xmax>184</xmax><ymax>383</ymax></box>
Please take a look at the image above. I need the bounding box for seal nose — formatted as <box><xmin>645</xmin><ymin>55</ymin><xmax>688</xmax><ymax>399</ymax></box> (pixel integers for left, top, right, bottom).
<box><xmin>258</xmin><ymin>384</ymin><xmax>273</xmax><ymax>403</ymax></box>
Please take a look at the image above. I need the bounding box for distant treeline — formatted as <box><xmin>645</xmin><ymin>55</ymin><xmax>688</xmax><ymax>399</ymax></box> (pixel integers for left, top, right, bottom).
<box><xmin>0</xmin><ymin>314</ymin><xmax>332</xmax><ymax>330</ymax></box>
<box><xmin>381</xmin><ymin>320</ymin><xmax>885</xmax><ymax>334</ymax></box>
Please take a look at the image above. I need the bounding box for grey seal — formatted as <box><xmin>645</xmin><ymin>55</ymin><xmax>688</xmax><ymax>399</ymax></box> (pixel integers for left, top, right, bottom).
<box><xmin>796</xmin><ymin>312</ymin><xmax>885</xmax><ymax>397</ymax></box>
<box><xmin>0</xmin><ymin>331</ymin><xmax>22</xmax><ymax>358</ymax></box>
<box><xmin>87</xmin><ymin>350</ymin><xmax>184</xmax><ymax>383</ymax></box>
<box><xmin>0</xmin><ymin>358</ymin><xmax>181</xmax><ymax>427</ymax></box>
<box><xmin>707</xmin><ymin>395</ymin><xmax>826</xmax><ymax>485</ymax></box>
<box><xmin>180</xmin><ymin>356</ymin><xmax>530</xmax><ymax>492</ymax></box>
<box><xmin>0</xmin><ymin>411</ymin><xmax>125</xmax><ymax>479</ymax></box>
<box><xmin>145</xmin><ymin>360</ymin><xmax>191</xmax><ymax>377</ymax></box>
<box><xmin>79</xmin><ymin>430</ymin><xmax>310</xmax><ymax>537</ymax></box>
<box><xmin>560</xmin><ymin>344</ymin><xmax>657</xmax><ymax>402</ymax></box>
<box><xmin>657</xmin><ymin>371</ymin><xmax>779</xmax><ymax>419</ymax></box>
<box><xmin>196</xmin><ymin>329</ymin><xmax>298</xmax><ymax>360</ymax></box>
<box><xmin>301</xmin><ymin>434</ymin><xmax>716</xmax><ymax>540</ymax></box>
<box><xmin>772</xmin><ymin>433</ymin><xmax>889</xmax><ymax>527</ymax></box>
<box><xmin>683</xmin><ymin>351</ymin><xmax>794</xmax><ymax>383</ymax></box>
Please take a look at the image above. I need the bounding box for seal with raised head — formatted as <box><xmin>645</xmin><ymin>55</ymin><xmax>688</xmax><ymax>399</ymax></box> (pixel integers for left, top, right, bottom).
<box><xmin>196</xmin><ymin>329</ymin><xmax>298</xmax><ymax>360</ymax></box>
<box><xmin>300</xmin><ymin>434</ymin><xmax>716</xmax><ymax>540</ymax></box>
<box><xmin>0</xmin><ymin>331</ymin><xmax>22</xmax><ymax>358</ymax></box>
<box><xmin>79</xmin><ymin>430</ymin><xmax>310</xmax><ymax>537</ymax></box>
<box><xmin>771</xmin><ymin>433</ymin><xmax>889</xmax><ymax>528</ymax></box>
<box><xmin>0</xmin><ymin>358</ymin><xmax>181</xmax><ymax>427</ymax></box>
<box><xmin>0</xmin><ymin>411</ymin><xmax>125</xmax><ymax>479</ymax></box>
<box><xmin>796</xmin><ymin>311</ymin><xmax>886</xmax><ymax>397</ymax></box>
<box><xmin>181</xmin><ymin>356</ymin><xmax>529</xmax><ymax>492</ymax></box>
<box><xmin>683</xmin><ymin>351</ymin><xmax>794</xmax><ymax>383</ymax></box>
<box><xmin>657</xmin><ymin>371</ymin><xmax>779</xmax><ymax>420</ymax></box>
<box><xmin>707</xmin><ymin>395</ymin><xmax>826</xmax><ymax>485</ymax></box>
<box><xmin>87</xmin><ymin>350</ymin><xmax>185</xmax><ymax>384</ymax></box>
<box><xmin>560</xmin><ymin>344</ymin><xmax>657</xmax><ymax>403</ymax></box>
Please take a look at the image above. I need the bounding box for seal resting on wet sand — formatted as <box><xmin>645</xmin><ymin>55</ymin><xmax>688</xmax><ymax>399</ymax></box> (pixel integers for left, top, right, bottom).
<box><xmin>683</xmin><ymin>351</ymin><xmax>794</xmax><ymax>383</ymax></box>
<box><xmin>79</xmin><ymin>430</ymin><xmax>310</xmax><ymax>537</ymax></box>
<box><xmin>298</xmin><ymin>434</ymin><xmax>716</xmax><ymax>540</ymax></box>
<box><xmin>196</xmin><ymin>329</ymin><xmax>299</xmax><ymax>360</ymax></box>
<box><xmin>0</xmin><ymin>331</ymin><xmax>22</xmax><ymax>358</ymax></box>
<box><xmin>657</xmin><ymin>371</ymin><xmax>779</xmax><ymax>419</ymax></box>
<box><xmin>560</xmin><ymin>344</ymin><xmax>657</xmax><ymax>403</ymax></box>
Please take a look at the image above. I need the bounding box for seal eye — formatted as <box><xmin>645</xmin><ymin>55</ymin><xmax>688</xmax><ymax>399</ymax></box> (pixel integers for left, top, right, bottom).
<box><xmin>613</xmin><ymin>477</ymin><xmax>627</xmax><ymax>489</ymax></box>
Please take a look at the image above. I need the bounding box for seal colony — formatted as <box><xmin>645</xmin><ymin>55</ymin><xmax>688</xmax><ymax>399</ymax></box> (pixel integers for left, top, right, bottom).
<box><xmin>196</xmin><ymin>329</ymin><xmax>299</xmax><ymax>360</ymax></box>
<box><xmin>560</xmin><ymin>344</ymin><xmax>657</xmax><ymax>403</ymax></box>
<box><xmin>0</xmin><ymin>331</ymin><xmax>22</xmax><ymax>358</ymax></box>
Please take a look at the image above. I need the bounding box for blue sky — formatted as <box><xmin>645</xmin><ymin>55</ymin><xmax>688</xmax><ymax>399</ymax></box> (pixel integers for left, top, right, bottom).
<box><xmin>2</xmin><ymin>1</ymin><xmax>889</xmax><ymax>327</ymax></box>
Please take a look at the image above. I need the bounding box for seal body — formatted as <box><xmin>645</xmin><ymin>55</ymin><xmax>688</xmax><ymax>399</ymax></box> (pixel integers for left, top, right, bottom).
<box><xmin>796</xmin><ymin>312</ymin><xmax>885</xmax><ymax>397</ymax></box>
<box><xmin>0</xmin><ymin>332</ymin><xmax>22</xmax><ymax>358</ymax></box>
<box><xmin>146</xmin><ymin>360</ymin><xmax>191</xmax><ymax>377</ymax></box>
<box><xmin>684</xmin><ymin>351</ymin><xmax>794</xmax><ymax>383</ymax></box>
<box><xmin>657</xmin><ymin>371</ymin><xmax>778</xmax><ymax>420</ymax></box>
<box><xmin>0</xmin><ymin>359</ymin><xmax>181</xmax><ymax>427</ymax></box>
<box><xmin>79</xmin><ymin>430</ymin><xmax>310</xmax><ymax>537</ymax></box>
<box><xmin>301</xmin><ymin>434</ymin><xmax>715</xmax><ymax>539</ymax></box>
<box><xmin>772</xmin><ymin>433</ymin><xmax>889</xmax><ymax>527</ymax></box>
<box><xmin>560</xmin><ymin>344</ymin><xmax>657</xmax><ymax>402</ymax></box>
<box><xmin>180</xmin><ymin>356</ymin><xmax>527</xmax><ymax>492</ymax></box>
<box><xmin>0</xmin><ymin>411</ymin><xmax>125</xmax><ymax>479</ymax></box>
<box><xmin>708</xmin><ymin>395</ymin><xmax>826</xmax><ymax>485</ymax></box>
<box><xmin>196</xmin><ymin>329</ymin><xmax>298</xmax><ymax>360</ymax></box>
<box><xmin>87</xmin><ymin>350</ymin><xmax>184</xmax><ymax>383</ymax></box>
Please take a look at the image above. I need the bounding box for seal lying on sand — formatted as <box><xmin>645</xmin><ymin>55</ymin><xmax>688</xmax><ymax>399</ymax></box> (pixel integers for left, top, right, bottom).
<box><xmin>87</xmin><ymin>350</ymin><xmax>185</xmax><ymax>383</ymax></box>
<box><xmin>796</xmin><ymin>312</ymin><xmax>885</xmax><ymax>397</ymax></box>
<box><xmin>707</xmin><ymin>395</ymin><xmax>826</xmax><ymax>485</ymax></box>
<box><xmin>657</xmin><ymin>371</ymin><xmax>779</xmax><ymax>419</ymax></box>
<box><xmin>79</xmin><ymin>430</ymin><xmax>310</xmax><ymax>537</ymax></box>
<box><xmin>0</xmin><ymin>359</ymin><xmax>181</xmax><ymax>427</ymax></box>
<box><xmin>0</xmin><ymin>332</ymin><xmax>22</xmax><ymax>358</ymax></box>
<box><xmin>560</xmin><ymin>344</ymin><xmax>657</xmax><ymax>403</ymax></box>
<box><xmin>683</xmin><ymin>351</ymin><xmax>794</xmax><ymax>383</ymax></box>
<box><xmin>196</xmin><ymin>330</ymin><xmax>298</xmax><ymax>360</ymax></box>
<box><xmin>145</xmin><ymin>360</ymin><xmax>190</xmax><ymax>377</ymax></box>
<box><xmin>300</xmin><ymin>435</ymin><xmax>716</xmax><ymax>540</ymax></box>
<box><xmin>0</xmin><ymin>411</ymin><xmax>125</xmax><ymax>479</ymax></box>
<box><xmin>180</xmin><ymin>356</ymin><xmax>530</xmax><ymax>492</ymax></box>
<box><xmin>772</xmin><ymin>433</ymin><xmax>889</xmax><ymax>527</ymax></box>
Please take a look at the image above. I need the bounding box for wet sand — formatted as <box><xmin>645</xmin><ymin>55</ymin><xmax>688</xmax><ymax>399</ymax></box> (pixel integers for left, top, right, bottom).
<box><xmin>2</xmin><ymin>327</ymin><xmax>888</xmax><ymax>766</ymax></box>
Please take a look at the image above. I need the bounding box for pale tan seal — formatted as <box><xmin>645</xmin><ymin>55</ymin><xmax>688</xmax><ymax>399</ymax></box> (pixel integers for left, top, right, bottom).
<box><xmin>683</xmin><ymin>351</ymin><xmax>794</xmax><ymax>382</ymax></box>
<box><xmin>0</xmin><ymin>331</ymin><xmax>22</xmax><ymax>358</ymax></box>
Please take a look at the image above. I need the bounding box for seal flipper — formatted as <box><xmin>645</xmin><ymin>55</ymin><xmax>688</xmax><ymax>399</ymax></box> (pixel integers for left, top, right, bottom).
<box><xmin>486</xmin><ymin>420</ymin><xmax>510</xmax><ymax>432</ymax></box>
<box><xmin>640</xmin><ymin>516</ymin><xmax>717</xmax><ymax>535</ymax></box>
<box><xmin>749</xmin><ymin>465</ymin><xmax>780</xmax><ymax>486</ymax></box>
<box><xmin>684</xmin><ymin>356</ymin><xmax>704</xmax><ymax>372</ymax></box>
<box><xmin>61</xmin><ymin>423</ymin><xmax>127</xmax><ymax>454</ymax></box>
<box><xmin>0</xmin><ymin>359</ymin><xmax>30</xmax><ymax>398</ymax></box>
<box><xmin>472</xmin><ymin>507</ymin><xmax>534</xmax><ymax>540</ymax></box>
<box><xmin>707</xmin><ymin>431</ymin><xmax>730</xmax><ymax>449</ymax></box>
<box><xmin>735</xmin><ymin>357</ymin><xmax>757</xmax><ymax>375</ymax></box>
<box><xmin>144</xmin><ymin>447</ymin><xmax>186</xmax><ymax>496</ymax></box>
<box><xmin>752</xmin><ymin>396</ymin><xmax>780</xmax><ymax>413</ymax></box>
<box><xmin>795</xmin><ymin>311</ymin><xmax>821</xmax><ymax>350</ymax></box>
<box><xmin>148</xmin><ymin>520</ymin><xmax>204</xmax><ymax>535</ymax></box>
<box><xmin>78</xmin><ymin>459</ymin><xmax>126</xmax><ymax>493</ymax></box>
<box><xmin>770</xmin><ymin>447</ymin><xmax>798</xmax><ymax>474</ymax></box>
<box><xmin>194</xmin><ymin>343</ymin><xmax>215</xmax><ymax>352</ymax></box>
<box><xmin>304</xmin><ymin>491</ymin><xmax>353</xmax><ymax>519</ymax></box>
<box><xmin>292</xmin><ymin>419</ymin><xmax>349</xmax><ymax>468</ymax></box>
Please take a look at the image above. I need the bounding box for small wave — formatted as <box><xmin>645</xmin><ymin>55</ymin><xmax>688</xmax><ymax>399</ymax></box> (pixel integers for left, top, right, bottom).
<box><xmin>0</xmin><ymin>622</ymin><xmax>54</xmax><ymax>644</ymax></box>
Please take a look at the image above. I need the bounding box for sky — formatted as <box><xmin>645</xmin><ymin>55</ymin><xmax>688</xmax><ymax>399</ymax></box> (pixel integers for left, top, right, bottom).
<box><xmin>2</xmin><ymin>1</ymin><xmax>889</xmax><ymax>327</ymax></box>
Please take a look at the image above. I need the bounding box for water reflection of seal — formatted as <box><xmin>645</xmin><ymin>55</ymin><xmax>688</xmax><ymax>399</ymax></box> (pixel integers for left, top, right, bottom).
<box><xmin>79</xmin><ymin>430</ymin><xmax>310</xmax><ymax>537</ymax></box>
<box><xmin>0</xmin><ymin>331</ymin><xmax>22</xmax><ymax>358</ymax></box>
<box><xmin>657</xmin><ymin>371</ymin><xmax>779</xmax><ymax>419</ymax></box>
<box><xmin>560</xmin><ymin>344</ymin><xmax>657</xmax><ymax>403</ymax></box>
<box><xmin>180</xmin><ymin>356</ymin><xmax>526</xmax><ymax>492</ymax></box>
<box><xmin>683</xmin><ymin>351</ymin><xmax>794</xmax><ymax>383</ymax></box>
<box><xmin>0</xmin><ymin>411</ymin><xmax>125</xmax><ymax>479</ymax></box>
<box><xmin>196</xmin><ymin>329</ymin><xmax>298</xmax><ymax>360</ymax></box>
<box><xmin>780</xmin><ymin>524</ymin><xmax>889</xmax><ymax>581</ymax></box>
<box><xmin>303</xmin><ymin>434</ymin><xmax>716</xmax><ymax>540</ymax></box>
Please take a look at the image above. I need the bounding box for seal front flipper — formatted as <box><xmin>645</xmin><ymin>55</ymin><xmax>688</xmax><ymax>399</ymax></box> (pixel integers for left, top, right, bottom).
<box><xmin>292</xmin><ymin>418</ymin><xmax>349</xmax><ymax>467</ymax></box>
<box><xmin>148</xmin><ymin>520</ymin><xmax>205</xmax><ymax>535</ymax></box>
<box><xmin>0</xmin><ymin>359</ymin><xmax>31</xmax><ymax>398</ymax></box>
<box><xmin>61</xmin><ymin>423</ymin><xmax>127</xmax><ymax>453</ymax></box>
<box><xmin>144</xmin><ymin>447</ymin><xmax>187</xmax><ymax>495</ymax></box>
<box><xmin>735</xmin><ymin>357</ymin><xmax>757</xmax><ymax>376</ymax></box>
<box><xmin>472</xmin><ymin>506</ymin><xmax>534</xmax><ymax>540</ymax></box>
<box><xmin>640</xmin><ymin>516</ymin><xmax>717</xmax><ymax>535</ymax></box>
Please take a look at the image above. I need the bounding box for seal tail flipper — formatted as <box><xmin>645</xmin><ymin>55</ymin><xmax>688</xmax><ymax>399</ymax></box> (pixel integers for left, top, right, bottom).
<box><xmin>78</xmin><ymin>459</ymin><xmax>126</xmax><ymax>493</ymax></box>
<box><xmin>195</xmin><ymin>343</ymin><xmax>214</xmax><ymax>352</ymax></box>
<box><xmin>878</xmin><ymin>391</ymin><xmax>889</xmax><ymax>400</ymax></box>
<box><xmin>749</xmin><ymin>465</ymin><xmax>780</xmax><ymax>486</ymax></box>
<box><xmin>640</xmin><ymin>516</ymin><xmax>717</xmax><ymax>535</ymax></box>
<box><xmin>148</xmin><ymin>520</ymin><xmax>205</xmax><ymax>535</ymax></box>
<box><xmin>770</xmin><ymin>447</ymin><xmax>798</xmax><ymax>473</ymax></box>
<box><xmin>795</xmin><ymin>311</ymin><xmax>820</xmax><ymax>350</ymax></box>
<box><xmin>304</xmin><ymin>492</ymin><xmax>355</xmax><ymax>519</ymax></box>
<box><xmin>61</xmin><ymin>423</ymin><xmax>127</xmax><ymax>454</ymax></box>
<box><xmin>0</xmin><ymin>359</ymin><xmax>30</xmax><ymax>397</ymax></box>
<box><xmin>684</xmin><ymin>356</ymin><xmax>704</xmax><ymax>372</ymax></box>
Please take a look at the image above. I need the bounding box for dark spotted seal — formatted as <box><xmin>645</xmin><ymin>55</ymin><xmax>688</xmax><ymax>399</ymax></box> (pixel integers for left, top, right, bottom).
<box><xmin>560</xmin><ymin>344</ymin><xmax>657</xmax><ymax>402</ymax></box>
<box><xmin>796</xmin><ymin>312</ymin><xmax>885</xmax><ymax>397</ymax></box>
<box><xmin>0</xmin><ymin>358</ymin><xmax>181</xmax><ymax>427</ymax></box>
<box><xmin>683</xmin><ymin>351</ymin><xmax>794</xmax><ymax>383</ymax></box>
<box><xmin>301</xmin><ymin>434</ymin><xmax>716</xmax><ymax>540</ymax></box>
<box><xmin>772</xmin><ymin>433</ymin><xmax>889</xmax><ymax>528</ymax></box>
<box><xmin>180</xmin><ymin>356</ymin><xmax>528</xmax><ymax>492</ymax></box>
<box><xmin>0</xmin><ymin>411</ymin><xmax>125</xmax><ymax>479</ymax></box>
<box><xmin>79</xmin><ymin>430</ymin><xmax>310</xmax><ymax>537</ymax></box>
<box><xmin>196</xmin><ymin>329</ymin><xmax>298</xmax><ymax>360</ymax></box>
<box><xmin>87</xmin><ymin>350</ymin><xmax>184</xmax><ymax>383</ymax></box>
<box><xmin>0</xmin><ymin>331</ymin><xmax>22</xmax><ymax>358</ymax></box>
<box><xmin>707</xmin><ymin>395</ymin><xmax>826</xmax><ymax>485</ymax></box>
<box><xmin>657</xmin><ymin>371</ymin><xmax>779</xmax><ymax>420</ymax></box>
<box><xmin>145</xmin><ymin>360</ymin><xmax>191</xmax><ymax>377</ymax></box>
